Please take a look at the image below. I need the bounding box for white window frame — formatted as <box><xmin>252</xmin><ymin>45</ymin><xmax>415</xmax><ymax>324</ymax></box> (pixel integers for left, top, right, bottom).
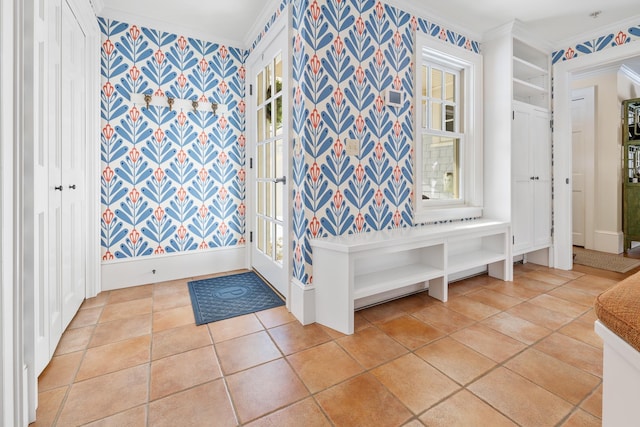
<box><xmin>414</xmin><ymin>33</ymin><xmax>483</xmax><ymax>224</ymax></box>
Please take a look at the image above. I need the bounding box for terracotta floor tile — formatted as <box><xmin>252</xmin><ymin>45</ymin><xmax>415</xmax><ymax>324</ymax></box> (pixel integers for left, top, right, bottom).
<box><xmin>377</xmin><ymin>315</ymin><xmax>445</xmax><ymax>349</ymax></box>
<box><xmin>152</xmin><ymin>304</ymin><xmax>195</xmax><ymax>332</ymax></box>
<box><xmin>523</xmin><ymin>270</ymin><xmax>572</xmax><ymax>287</ymax></box>
<box><xmin>152</xmin><ymin>323</ymin><xmax>211</xmax><ymax>360</ymax></box>
<box><xmin>527</xmin><ymin>294</ymin><xmax>590</xmax><ymax>318</ymax></box>
<box><xmin>506</xmin><ymin>301</ymin><xmax>575</xmax><ymax>330</ymax></box>
<box><xmin>451</xmin><ymin>324</ymin><xmax>526</xmax><ymax>363</ymax></box>
<box><xmin>32</xmin><ymin>386</ymin><xmax>67</xmax><ymax>427</ymax></box>
<box><xmin>481</xmin><ymin>312</ymin><xmax>551</xmax><ymax>345</ymax></box>
<box><xmin>244</xmin><ymin>398</ymin><xmax>331</xmax><ymax>427</ymax></box>
<box><xmin>443</xmin><ymin>295</ymin><xmax>501</xmax><ymax>321</ymax></box>
<box><xmin>402</xmin><ymin>420</ymin><xmax>425</xmax><ymax>427</ymax></box>
<box><xmin>559</xmin><ymin>320</ymin><xmax>603</xmax><ymax>348</ymax></box>
<box><xmin>287</xmin><ymin>341</ymin><xmax>363</xmax><ymax>393</ymax></box>
<box><xmin>513</xmin><ymin>262</ymin><xmax>545</xmax><ymax>275</ymax></box>
<box><xmin>576</xmin><ymin>309</ymin><xmax>598</xmax><ymax>325</ymax></box>
<box><xmin>548</xmin><ymin>286</ymin><xmax>597</xmax><ymax>307</ymax></box>
<box><xmin>415</xmin><ymin>337</ymin><xmax>496</xmax><ymax>385</ymax></box>
<box><xmin>412</xmin><ymin>304</ymin><xmax>475</xmax><ymax>334</ymax></box>
<box><xmin>89</xmin><ymin>314</ymin><xmax>151</xmax><ymax>348</ymax></box>
<box><xmin>150</xmin><ymin>345</ymin><xmax>221</xmax><ymax>400</ymax></box>
<box><xmin>216</xmin><ymin>330</ymin><xmax>282</xmax><ymax>374</ymax></box>
<box><xmin>255</xmin><ymin>305</ymin><xmax>296</xmax><ymax>328</ymax></box>
<box><xmin>152</xmin><ymin>290</ymin><xmax>191</xmax><ymax>312</ymax></box>
<box><xmin>83</xmin><ymin>405</ymin><xmax>147</xmax><ymax>427</ymax></box>
<box><xmin>535</xmin><ymin>333</ymin><xmax>603</xmax><ymax>377</ymax></box>
<box><xmin>148</xmin><ymin>379</ymin><xmax>236</xmax><ymax>427</ymax></box>
<box><xmin>359</xmin><ymin>301</ymin><xmax>407</xmax><ymax>324</ymax></box>
<box><xmin>372</xmin><ymin>353</ymin><xmax>459</xmax><ymax>414</ymax></box>
<box><xmin>512</xmin><ymin>276</ymin><xmax>558</xmax><ymax>294</ymax></box>
<box><xmin>99</xmin><ymin>297</ymin><xmax>153</xmax><ymax>323</ymax></box>
<box><xmin>107</xmin><ymin>284</ymin><xmax>153</xmax><ymax>305</ymax></box>
<box><xmin>57</xmin><ymin>364</ymin><xmax>149</xmax><ymax>426</ymax></box>
<box><xmin>38</xmin><ymin>352</ymin><xmax>83</xmax><ymax>392</ymax></box>
<box><xmin>53</xmin><ymin>325</ymin><xmax>94</xmax><ymax>355</ymax></box>
<box><xmin>548</xmin><ymin>269</ymin><xmax>586</xmax><ymax>280</ymax></box>
<box><xmin>80</xmin><ymin>292</ymin><xmax>110</xmax><ymax>309</ymax></box>
<box><xmin>316</xmin><ymin>373</ymin><xmax>412</xmax><ymax>426</ymax></box>
<box><xmin>419</xmin><ymin>389</ymin><xmax>517</xmax><ymax>427</ymax></box>
<box><xmin>560</xmin><ymin>409</ymin><xmax>601</xmax><ymax>427</ymax></box>
<box><xmin>485</xmin><ymin>280</ymin><xmax>543</xmax><ymax>300</ymax></box>
<box><xmin>387</xmin><ymin>292</ymin><xmax>433</xmax><ymax>313</ymax></box>
<box><xmin>448</xmin><ymin>275</ymin><xmax>495</xmax><ymax>296</ymax></box>
<box><xmin>268</xmin><ymin>321</ymin><xmax>332</xmax><ymax>355</ymax></box>
<box><xmin>227</xmin><ymin>358</ymin><xmax>309</xmax><ymax>424</ymax></box>
<box><xmin>581</xmin><ymin>384</ymin><xmax>602</xmax><ymax>418</ymax></box>
<box><xmin>152</xmin><ymin>278</ymin><xmax>190</xmax><ymax>296</ymax></box>
<box><xmin>336</xmin><ymin>326</ymin><xmax>408</xmax><ymax>369</ymax></box>
<box><xmin>469</xmin><ymin>367</ymin><xmax>573</xmax><ymax>426</ymax></box>
<box><xmin>76</xmin><ymin>335</ymin><xmax>150</xmax><ymax>381</ymax></box>
<box><xmin>207</xmin><ymin>313</ymin><xmax>264</xmax><ymax>343</ymax></box>
<box><xmin>466</xmin><ymin>288</ymin><xmax>525</xmax><ymax>310</ymax></box>
<box><xmin>504</xmin><ymin>348</ymin><xmax>600</xmax><ymax>404</ymax></box>
<box><xmin>68</xmin><ymin>306</ymin><xmax>103</xmax><ymax>329</ymax></box>
<box><xmin>569</xmin><ymin>275</ymin><xmax>619</xmax><ymax>294</ymax></box>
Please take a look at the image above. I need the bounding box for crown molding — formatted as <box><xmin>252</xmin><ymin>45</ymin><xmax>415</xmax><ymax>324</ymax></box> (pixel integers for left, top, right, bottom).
<box><xmin>556</xmin><ymin>14</ymin><xmax>640</xmax><ymax>48</ymax></box>
<box><xmin>620</xmin><ymin>64</ymin><xmax>640</xmax><ymax>87</ymax></box>
<box><xmin>90</xmin><ymin>0</ymin><xmax>104</xmax><ymax>15</ymax></box>
<box><xmin>243</xmin><ymin>0</ymin><xmax>281</xmax><ymax>49</ymax></box>
<box><xmin>99</xmin><ymin>7</ymin><xmax>245</xmax><ymax>48</ymax></box>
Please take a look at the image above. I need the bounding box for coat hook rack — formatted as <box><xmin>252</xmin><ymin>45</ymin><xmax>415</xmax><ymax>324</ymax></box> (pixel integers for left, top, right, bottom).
<box><xmin>130</xmin><ymin>93</ymin><xmax>227</xmax><ymax>115</ymax></box>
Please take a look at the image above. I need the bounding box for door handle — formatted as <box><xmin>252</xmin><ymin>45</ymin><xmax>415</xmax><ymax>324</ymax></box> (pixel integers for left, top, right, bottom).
<box><xmin>69</xmin><ymin>184</ymin><xmax>76</xmax><ymax>189</ymax></box>
<box><xmin>272</xmin><ymin>176</ymin><xmax>286</xmax><ymax>185</ymax></box>
<box><xmin>54</xmin><ymin>185</ymin><xmax>63</xmax><ymax>191</ymax></box>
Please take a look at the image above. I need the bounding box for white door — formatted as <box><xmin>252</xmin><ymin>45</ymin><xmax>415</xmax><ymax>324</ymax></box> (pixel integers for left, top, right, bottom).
<box><xmin>531</xmin><ymin>107</ymin><xmax>552</xmax><ymax>248</ymax></box>
<box><xmin>60</xmin><ymin>0</ymin><xmax>86</xmax><ymax>328</ymax></box>
<box><xmin>571</xmin><ymin>87</ymin><xmax>595</xmax><ymax>248</ymax></box>
<box><xmin>512</xmin><ymin>107</ymin><xmax>533</xmax><ymax>254</ymax></box>
<box><xmin>249</xmin><ymin>28</ymin><xmax>289</xmax><ymax>298</ymax></box>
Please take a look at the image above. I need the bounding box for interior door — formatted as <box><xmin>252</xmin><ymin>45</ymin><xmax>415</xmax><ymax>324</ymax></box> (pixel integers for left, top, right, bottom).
<box><xmin>571</xmin><ymin>88</ymin><xmax>595</xmax><ymax>248</ymax></box>
<box><xmin>60</xmin><ymin>0</ymin><xmax>86</xmax><ymax>328</ymax></box>
<box><xmin>249</xmin><ymin>28</ymin><xmax>289</xmax><ymax>298</ymax></box>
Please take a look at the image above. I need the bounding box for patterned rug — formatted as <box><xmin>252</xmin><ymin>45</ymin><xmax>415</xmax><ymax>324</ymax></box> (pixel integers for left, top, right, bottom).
<box><xmin>573</xmin><ymin>247</ymin><xmax>640</xmax><ymax>273</ymax></box>
<box><xmin>188</xmin><ymin>271</ymin><xmax>284</xmax><ymax>325</ymax></box>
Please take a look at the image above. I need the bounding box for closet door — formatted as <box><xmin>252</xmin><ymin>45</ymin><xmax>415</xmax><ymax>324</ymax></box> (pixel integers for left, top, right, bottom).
<box><xmin>60</xmin><ymin>0</ymin><xmax>86</xmax><ymax>329</ymax></box>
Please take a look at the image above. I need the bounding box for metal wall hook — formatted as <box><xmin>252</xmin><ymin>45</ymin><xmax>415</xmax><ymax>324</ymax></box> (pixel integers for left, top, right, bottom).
<box><xmin>167</xmin><ymin>97</ymin><xmax>175</xmax><ymax>111</ymax></box>
<box><xmin>54</xmin><ymin>185</ymin><xmax>63</xmax><ymax>191</ymax></box>
<box><xmin>211</xmin><ymin>102</ymin><xmax>218</xmax><ymax>115</ymax></box>
<box><xmin>143</xmin><ymin>94</ymin><xmax>152</xmax><ymax>109</ymax></box>
<box><xmin>192</xmin><ymin>100</ymin><xmax>199</xmax><ymax>112</ymax></box>
<box><xmin>69</xmin><ymin>184</ymin><xmax>76</xmax><ymax>189</ymax></box>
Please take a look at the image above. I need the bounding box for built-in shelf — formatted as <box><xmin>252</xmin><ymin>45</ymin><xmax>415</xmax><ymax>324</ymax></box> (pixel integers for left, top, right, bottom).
<box><xmin>311</xmin><ymin>219</ymin><xmax>511</xmax><ymax>334</ymax></box>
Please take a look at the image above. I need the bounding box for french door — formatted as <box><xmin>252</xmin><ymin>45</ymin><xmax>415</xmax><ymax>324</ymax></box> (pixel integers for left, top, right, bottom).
<box><xmin>248</xmin><ymin>27</ymin><xmax>289</xmax><ymax>298</ymax></box>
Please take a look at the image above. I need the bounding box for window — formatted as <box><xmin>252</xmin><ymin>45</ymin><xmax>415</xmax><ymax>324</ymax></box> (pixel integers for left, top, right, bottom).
<box><xmin>414</xmin><ymin>34</ymin><xmax>483</xmax><ymax>223</ymax></box>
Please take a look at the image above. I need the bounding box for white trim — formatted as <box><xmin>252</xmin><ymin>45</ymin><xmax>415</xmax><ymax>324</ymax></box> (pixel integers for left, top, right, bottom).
<box><xmin>553</xmin><ymin>40</ymin><xmax>640</xmax><ymax>269</ymax></box>
<box><xmin>620</xmin><ymin>64</ymin><xmax>640</xmax><ymax>87</ymax></box>
<box><xmin>414</xmin><ymin>31</ymin><xmax>483</xmax><ymax>224</ymax></box>
<box><xmin>290</xmin><ymin>278</ymin><xmax>315</xmax><ymax>325</ymax></box>
<box><xmin>556</xmin><ymin>14</ymin><xmax>640</xmax><ymax>49</ymax></box>
<box><xmin>593</xmin><ymin>230</ymin><xmax>625</xmax><ymax>254</ymax></box>
<box><xmin>243</xmin><ymin>0</ymin><xmax>282</xmax><ymax>49</ymax></box>
<box><xmin>101</xmin><ymin>246</ymin><xmax>247</xmax><ymax>290</ymax></box>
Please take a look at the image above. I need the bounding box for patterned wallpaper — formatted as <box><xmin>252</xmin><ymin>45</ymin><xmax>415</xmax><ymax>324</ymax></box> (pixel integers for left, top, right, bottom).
<box><xmin>552</xmin><ymin>24</ymin><xmax>640</xmax><ymax>64</ymax></box>
<box><xmin>99</xmin><ymin>18</ymin><xmax>246</xmax><ymax>260</ymax></box>
<box><xmin>290</xmin><ymin>0</ymin><xmax>480</xmax><ymax>285</ymax></box>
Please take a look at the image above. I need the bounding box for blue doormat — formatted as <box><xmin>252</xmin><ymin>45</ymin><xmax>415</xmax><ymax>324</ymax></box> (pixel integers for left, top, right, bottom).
<box><xmin>188</xmin><ymin>271</ymin><xmax>284</xmax><ymax>325</ymax></box>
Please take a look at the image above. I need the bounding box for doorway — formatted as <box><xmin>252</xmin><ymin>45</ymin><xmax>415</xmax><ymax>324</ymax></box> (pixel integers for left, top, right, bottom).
<box><xmin>247</xmin><ymin>26</ymin><xmax>290</xmax><ymax>299</ymax></box>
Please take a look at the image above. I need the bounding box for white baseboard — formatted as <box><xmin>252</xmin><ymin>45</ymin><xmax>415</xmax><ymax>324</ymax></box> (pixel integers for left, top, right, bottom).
<box><xmin>290</xmin><ymin>278</ymin><xmax>315</xmax><ymax>325</ymax></box>
<box><xmin>593</xmin><ymin>230</ymin><xmax>624</xmax><ymax>254</ymax></box>
<box><xmin>101</xmin><ymin>247</ymin><xmax>247</xmax><ymax>290</ymax></box>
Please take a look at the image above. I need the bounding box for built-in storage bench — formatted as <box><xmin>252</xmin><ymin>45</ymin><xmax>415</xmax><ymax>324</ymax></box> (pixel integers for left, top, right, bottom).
<box><xmin>310</xmin><ymin>219</ymin><xmax>511</xmax><ymax>334</ymax></box>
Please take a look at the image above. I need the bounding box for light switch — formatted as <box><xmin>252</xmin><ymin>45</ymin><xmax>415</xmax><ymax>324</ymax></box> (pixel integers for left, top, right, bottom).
<box><xmin>345</xmin><ymin>138</ymin><xmax>359</xmax><ymax>156</ymax></box>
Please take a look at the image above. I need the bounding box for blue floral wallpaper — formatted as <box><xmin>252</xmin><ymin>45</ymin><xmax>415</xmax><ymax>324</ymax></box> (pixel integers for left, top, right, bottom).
<box><xmin>100</xmin><ymin>19</ymin><xmax>246</xmax><ymax>261</ymax></box>
<box><xmin>552</xmin><ymin>25</ymin><xmax>640</xmax><ymax>64</ymax></box>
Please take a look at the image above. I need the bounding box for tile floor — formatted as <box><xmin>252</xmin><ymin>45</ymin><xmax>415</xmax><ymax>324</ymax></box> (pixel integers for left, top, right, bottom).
<box><xmin>31</xmin><ymin>262</ymin><xmax>634</xmax><ymax>426</ymax></box>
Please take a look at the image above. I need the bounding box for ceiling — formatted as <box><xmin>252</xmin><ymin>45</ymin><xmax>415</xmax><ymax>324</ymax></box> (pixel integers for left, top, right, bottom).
<box><xmin>97</xmin><ymin>0</ymin><xmax>640</xmax><ymax>48</ymax></box>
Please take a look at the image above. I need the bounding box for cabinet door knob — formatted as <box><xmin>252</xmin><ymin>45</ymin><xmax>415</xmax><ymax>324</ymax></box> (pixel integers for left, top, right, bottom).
<box><xmin>54</xmin><ymin>185</ymin><xmax>63</xmax><ymax>191</ymax></box>
<box><xmin>530</xmin><ymin>176</ymin><xmax>535</xmax><ymax>180</ymax></box>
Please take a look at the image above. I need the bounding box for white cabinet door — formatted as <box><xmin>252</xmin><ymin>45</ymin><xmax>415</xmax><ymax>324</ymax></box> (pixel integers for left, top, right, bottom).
<box><xmin>512</xmin><ymin>103</ymin><xmax>551</xmax><ymax>255</ymax></box>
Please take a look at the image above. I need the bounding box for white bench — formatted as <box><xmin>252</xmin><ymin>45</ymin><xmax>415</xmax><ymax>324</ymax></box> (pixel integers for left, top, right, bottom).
<box><xmin>310</xmin><ymin>219</ymin><xmax>512</xmax><ymax>334</ymax></box>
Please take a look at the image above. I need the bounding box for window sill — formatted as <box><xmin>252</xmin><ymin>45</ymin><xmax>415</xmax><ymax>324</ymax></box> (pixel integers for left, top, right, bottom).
<box><xmin>414</xmin><ymin>206</ymin><xmax>483</xmax><ymax>225</ymax></box>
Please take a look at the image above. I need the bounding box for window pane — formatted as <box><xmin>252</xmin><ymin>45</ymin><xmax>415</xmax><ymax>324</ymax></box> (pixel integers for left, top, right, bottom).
<box><xmin>445</xmin><ymin>72</ymin><xmax>455</xmax><ymax>101</ymax></box>
<box><xmin>257</xmin><ymin>71</ymin><xmax>264</xmax><ymax>105</ymax></box>
<box><xmin>266</xmin><ymin>100</ymin><xmax>273</xmax><ymax>138</ymax></box>
<box><xmin>275</xmin><ymin>224</ymin><xmax>283</xmax><ymax>262</ymax></box>
<box><xmin>421</xmin><ymin>100</ymin><xmax>427</xmax><ymax>128</ymax></box>
<box><xmin>257</xmin><ymin>107</ymin><xmax>265</xmax><ymax>140</ymax></box>
<box><xmin>421</xmin><ymin>66</ymin><xmax>428</xmax><ymax>97</ymax></box>
<box><xmin>431</xmin><ymin>101</ymin><xmax>442</xmax><ymax>131</ymax></box>
<box><xmin>431</xmin><ymin>68</ymin><xmax>442</xmax><ymax>99</ymax></box>
<box><xmin>275</xmin><ymin>95</ymin><xmax>282</xmax><ymax>135</ymax></box>
<box><xmin>422</xmin><ymin>135</ymin><xmax>459</xmax><ymax>200</ymax></box>
<box><xmin>275</xmin><ymin>54</ymin><xmax>282</xmax><ymax>95</ymax></box>
<box><xmin>445</xmin><ymin>105</ymin><xmax>455</xmax><ymax>132</ymax></box>
<box><xmin>257</xmin><ymin>218</ymin><xmax>265</xmax><ymax>252</ymax></box>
